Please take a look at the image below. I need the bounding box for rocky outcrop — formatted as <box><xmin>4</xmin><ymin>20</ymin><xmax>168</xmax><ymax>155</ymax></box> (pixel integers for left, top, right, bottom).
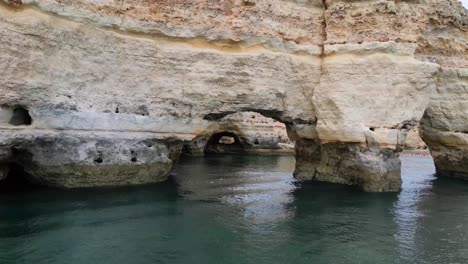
<box><xmin>294</xmin><ymin>139</ymin><xmax>401</xmax><ymax>192</ymax></box>
<box><xmin>414</xmin><ymin>1</ymin><xmax>468</xmax><ymax>181</ymax></box>
<box><xmin>421</xmin><ymin>68</ymin><xmax>468</xmax><ymax>179</ymax></box>
<box><xmin>0</xmin><ymin>128</ymin><xmax>183</xmax><ymax>188</ymax></box>
<box><xmin>0</xmin><ymin>0</ymin><xmax>466</xmax><ymax>191</ymax></box>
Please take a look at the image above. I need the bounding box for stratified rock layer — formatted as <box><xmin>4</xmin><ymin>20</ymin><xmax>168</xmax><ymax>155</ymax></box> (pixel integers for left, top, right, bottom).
<box><xmin>0</xmin><ymin>130</ymin><xmax>182</xmax><ymax>188</ymax></box>
<box><xmin>0</xmin><ymin>0</ymin><xmax>466</xmax><ymax>191</ymax></box>
<box><xmin>421</xmin><ymin>68</ymin><xmax>468</xmax><ymax>179</ymax></box>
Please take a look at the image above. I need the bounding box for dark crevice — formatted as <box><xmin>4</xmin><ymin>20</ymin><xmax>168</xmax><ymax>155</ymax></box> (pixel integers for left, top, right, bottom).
<box><xmin>181</xmin><ymin>144</ymin><xmax>191</xmax><ymax>155</ymax></box>
<box><xmin>0</xmin><ymin>163</ymin><xmax>41</xmax><ymax>192</ymax></box>
<box><xmin>203</xmin><ymin>112</ymin><xmax>236</xmax><ymax>121</ymax></box>
<box><xmin>204</xmin><ymin>109</ymin><xmax>285</xmax><ymax>123</ymax></box>
<box><xmin>321</xmin><ymin>0</ymin><xmax>328</xmax><ymax>52</ymax></box>
<box><xmin>322</xmin><ymin>0</ymin><xmax>328</xmax><ymax>10</ymax></box>
<box><xmin>130</xmin><ymin>150</ymin><xmax>137</xmax><ymax>162</ymax></box>
<box><xmin>94</xmin><ymin>151</ymin><xmax>104</xmax><ymax>164</ymax></box>
<box><xmin>242</xmin><ymin>0</ymin><xmax>255</xmax><ymax>7</ymax></box>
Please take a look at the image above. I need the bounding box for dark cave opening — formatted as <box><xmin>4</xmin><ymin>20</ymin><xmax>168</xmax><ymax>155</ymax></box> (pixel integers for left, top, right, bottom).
<box><xmin>0</xmin><ymin>163</ymin><xmax>40</xmax><ymax>192</ymax></box>
<box><xmin>204</xmin><ymin>132</ymin><xmax>245</xmax><ymax>154</ymax></box>
<box><xmin>8</xmin><ymin>106</ymin><xmax>32</xmax><ymax>126</ymax></box>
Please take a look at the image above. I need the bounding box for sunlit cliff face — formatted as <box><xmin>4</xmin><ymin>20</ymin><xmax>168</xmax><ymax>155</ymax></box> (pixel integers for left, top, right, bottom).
<box><xmin>0</xmin><ymin>0</ymin><xmax>466</xmax><ymax>192</ymax></box>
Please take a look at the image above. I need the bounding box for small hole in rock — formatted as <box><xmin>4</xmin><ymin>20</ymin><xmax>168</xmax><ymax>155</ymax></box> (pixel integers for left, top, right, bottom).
<box><xmin>94</xmin><ymin>157</ymin><xmax>103</xmax><ymax>164</ymax></box>
<box><xmin>131</xmin><ymin>157</ymin><xmax>137</xmax><ymax>162</ymax></box>
<box><xmin>369</xmin><ymin>127</ymin><xmax>375</xmax><ymax>132</ymax></box>
<box><xmin>242</xmin><ymin>0</ymin><xmax>255</xmax><ymax>6</ymax></box>
<box><xmin>9</xmin><ymin>107</ymin><xmax>32</xmax><ymax>126</ymax></box>
<box><xmin>254</xmin><ymin>139</ymin><xmax>260</xmax><ymax>145</ymax></box>
<box><xmin>218</xmin><ymin>136</ymin><xmax>235</xmax><ymax>145</ymax></box>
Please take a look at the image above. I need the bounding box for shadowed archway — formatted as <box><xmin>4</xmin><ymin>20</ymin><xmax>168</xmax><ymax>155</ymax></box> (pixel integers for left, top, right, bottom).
<box><xmin>204</xmin><ymin>131</ymin><xmax>245</xmax><ymax>154</ymax></box>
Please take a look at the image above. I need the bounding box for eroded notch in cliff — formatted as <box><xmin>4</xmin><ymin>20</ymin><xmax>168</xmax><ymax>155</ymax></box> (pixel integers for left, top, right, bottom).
<box><xmin>0</xmin><ymin>148</ymin><xmax>40</xmax><ymax>192</ymax></box>
<box><xmin>1</xmin><ymin>106</ymin><xmax>32</xmax><ymax>126</ymax></box>
<box><xmin>9</xmin><ymin>106</ymin><xmax>32</xmax><ymax>126</ymax></box>
<box><xmin>0</xmin><ymin>163</ymin><xmax>35</xmax><ymax>191</ymax></box>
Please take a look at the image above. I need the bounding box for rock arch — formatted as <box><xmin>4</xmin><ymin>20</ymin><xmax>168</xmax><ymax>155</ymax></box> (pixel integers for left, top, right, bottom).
<box><xmin>0</xmin><ymin>0</ymin><xmax>466</xmax><ymax>191</ymax></box>
<box><xmin>183</xmin><ymin>112</ymin><xmax>295</xmax><ymax>156</ymax></box>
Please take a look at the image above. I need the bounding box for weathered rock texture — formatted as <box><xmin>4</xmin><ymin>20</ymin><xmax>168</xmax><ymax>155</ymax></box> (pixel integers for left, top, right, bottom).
<box><xmin>421</xmin><ymin>68</ymin><xmax>468</xmax><ymax>179</ymax></box>
<box><xmin>404</xmin><ymin>127</ymin><xmax>427</xmax><ymax>150</ymax></box>
<box><xmin>183</xmin><ymin>112</ymin><xmax>293</xmax><ymax>155</ymax></box>
<box><xmin>0</xmin><ymin>0</ymin><xmax>466</xmax><ymax>191</ymax></box>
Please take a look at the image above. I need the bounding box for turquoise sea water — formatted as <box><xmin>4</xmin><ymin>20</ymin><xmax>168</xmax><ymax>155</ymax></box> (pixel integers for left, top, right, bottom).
<box><xmin>1</xmin><ymin>155</ymin><xmax>468</xmax><ymax>264</ymax></box>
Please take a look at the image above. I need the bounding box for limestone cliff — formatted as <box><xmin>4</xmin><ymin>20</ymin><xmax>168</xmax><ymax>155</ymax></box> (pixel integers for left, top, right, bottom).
<box><xmin>0</xmin><ymin>0</ymin><xmax>466</xmax><ymax>191</ymax></box>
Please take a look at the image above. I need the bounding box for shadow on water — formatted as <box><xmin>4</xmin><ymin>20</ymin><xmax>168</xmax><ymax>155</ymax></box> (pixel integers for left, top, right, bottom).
<box><xmin>282</xmin><ymin>182</ymin><xmax>400</xmax><ymax>264</ymax></box>
<box><xmin>0</xmin><ymin>180</ymin><xmax>179</xmax><ymax>236</ymax></box>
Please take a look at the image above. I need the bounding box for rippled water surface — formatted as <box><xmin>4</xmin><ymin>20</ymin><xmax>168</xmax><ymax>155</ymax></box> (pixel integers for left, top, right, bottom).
<box><xmin>1</xmin><ymin>155</ymin><xmax>468</xmax><ymax>264</ymax></box>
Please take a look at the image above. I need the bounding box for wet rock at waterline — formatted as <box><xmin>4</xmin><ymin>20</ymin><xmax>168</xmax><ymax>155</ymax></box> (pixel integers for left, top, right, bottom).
<box><xmin>0</xmin><ymin>0</ymin><xmax>466</xmax><ymax>191</ymax></box>
<box><xmin>0</xmin><ymin>131</ymin><xmax>181</xmax><ymax>188</ymax></box>
<box><xmin>421</xmin><ymin>68</ymin><xmax>468</xmax><ymax>180</ymax></box>
<box><xmin>294</xmin><ymin>140</ymin><xmax>402</xmax><ymax>192</ymax></box>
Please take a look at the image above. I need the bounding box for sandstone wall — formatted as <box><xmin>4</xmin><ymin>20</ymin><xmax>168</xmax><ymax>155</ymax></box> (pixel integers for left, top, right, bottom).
<box><xmin>0</xmin><ymin>0</ymin><xmax>466</xmax><ymax>191</ymax></box>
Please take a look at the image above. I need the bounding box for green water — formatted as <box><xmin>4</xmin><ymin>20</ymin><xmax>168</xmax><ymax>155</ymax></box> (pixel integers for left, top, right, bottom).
<box><xmin>1</xmin><ymin>155</ymin><xmax>468</xmax><ymax>264</ymax></box>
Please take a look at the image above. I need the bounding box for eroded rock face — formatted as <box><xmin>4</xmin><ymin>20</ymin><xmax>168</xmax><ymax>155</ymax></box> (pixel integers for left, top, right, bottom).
<box><xmin>0</xmin><ymin>0</ymin><xmax>466</xmax><ymax>191</ymax></box>
<box><xmin>295</xmin><ymin>140</ymin><xmax>401</xmax><ymax>192</ymax></box>
<box><xmin>0</xmin><ymin>130</ymin><xmax>181</xmax><ymax>188</ymax></box>
<box><xmin>404</xmin><ymin>127</ymin><xmax>427</xmax><ymax>150</ymax></box>
<box><xmin>421</xmin><ymin>68</ymin><xmax>468</xmax><ymax>179</ymax></box>
<box><xmin>183</xmin><ymin>112</ymin><xmax>294</xmax><ymax>155</ymax></box>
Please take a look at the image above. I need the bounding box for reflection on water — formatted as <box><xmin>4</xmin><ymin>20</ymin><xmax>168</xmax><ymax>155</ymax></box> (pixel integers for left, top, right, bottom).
<box><xmin>394</xmin><ymin>157</ymin><xmax>436</xmax><ymax>262</ymax></box>
<box><xmin>174</xmin><ymin>155</ymin><xmax>297</xmax><ymax>223</ymax></box>
<box><xmin>1</xmin><ymin>155</ymin><xmax>468</xmax><ymax>264</ymax></box>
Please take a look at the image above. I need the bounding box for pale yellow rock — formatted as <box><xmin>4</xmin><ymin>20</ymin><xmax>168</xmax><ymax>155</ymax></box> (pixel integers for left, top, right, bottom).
<box><xmin>0</xmin><ymin>0</ymin><xmax>466</xmax><ymax>191</ymax></box>
<box><xmin>421</xmin><ymin>68</ymin><xmax>468</xmax><ymax>179</ymax></box>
